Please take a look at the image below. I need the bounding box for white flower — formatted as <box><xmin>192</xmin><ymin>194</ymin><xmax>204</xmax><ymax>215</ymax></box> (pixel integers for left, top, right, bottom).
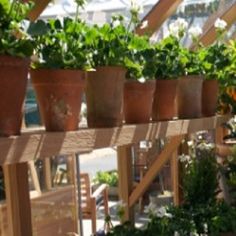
<box><xmin>179</xmin><ymin>154</ymin><xmax>191</xmax><ymax>163</ymax></box>
<box><xmin>169</xmin><ymin>22</ymin><xmax>180</xmax><ymax>36</ymax></box>
<box><xmin>187</xmin><ymin>140</ymin><xmax>194</xmax><ymax>147</ymax></box>
<box><xmin>138</xmin><ymin>77</ymin><xmax>146</xmax><ymax>83</ymax></box>
<box><xmin>174</xmin><ymin>231</ymin><xmax>180</xmax><ymax>236</ymax></box>
<box><xmin>112</xmin><ymin>19</ymin><xmax>121</xmax><ymax>27</ymax></box>
<box><xmin>155</xmin><ymin>206</ymin><xmax>172</xmax><ymax>218</ymax></box>
<box><xmin>189</xmin><ymin>25</ymin><xmax>203</xmax><ymax>39</ymax></box>
<box><xmin>214</xmin><ymin>18</ymin><xmax>227</xmax><ymax>31</ymax></box>
<box><xmin>169</xmin><ymin>18</ymin><xmax>188</xmax><ymax>38</ymax></box>
<box><xmin>140</xmin><ymin>20</ymin><xmax>148</xmax><ymax>29</ymax></box>
<box><xmin>130</xmin><ymin>0</ymin><xmax>144</xmax><ymax>14</ymax></box>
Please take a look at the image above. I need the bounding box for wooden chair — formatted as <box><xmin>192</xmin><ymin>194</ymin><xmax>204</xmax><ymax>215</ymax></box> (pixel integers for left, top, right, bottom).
<box><xmin>80</xmin><ymin>173</ymin><xmax>109</xmax><ymax>235</ymax></box>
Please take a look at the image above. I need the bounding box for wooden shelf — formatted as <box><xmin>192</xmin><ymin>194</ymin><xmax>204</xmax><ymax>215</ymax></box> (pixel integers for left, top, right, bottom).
<box><xmin>0</xmin><ymin>115</ymin><xmax>230</xmax><ymax>165</ymax></box>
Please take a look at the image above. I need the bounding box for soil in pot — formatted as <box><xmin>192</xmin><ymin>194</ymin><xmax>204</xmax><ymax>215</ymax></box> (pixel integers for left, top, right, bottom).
<box><xmin>152</xmin><ymin>79</ymin><xmax>178</xmax><ymax>121</ymax></box>
<box><xmin>86</xmin><ymin>66</ymin><xmax>125</xmax><ymax>128</ymax></box>
<box><xmin>31</xmin><ymin>69</ymin><xmax>85</xmax><ymax>132</ymax></box>
<box><xmin>177</xmin><ymin>75</ymin><xmax>203</xmax><ymax>119</ymax></box>
<box><xmin>202</xmin><ymin>79</ymin><xmax>219</xmax><ymax>117</ymax></box>
<box><xmin>124</xmin><ymin>80</ymin><xmax>155</xmax><ymax>124</ymax></box>
<box><xmin>0</xmin><ymin>56</ymin><xmax>30</xmax><ymax>136</ymax></box>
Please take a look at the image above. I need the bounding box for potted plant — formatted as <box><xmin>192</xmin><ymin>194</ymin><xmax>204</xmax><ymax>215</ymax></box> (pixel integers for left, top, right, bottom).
<box><xmin>123</xmin><ymin>9</ymin><xmax>156</xmax><ymax>124</ymax></box>
<box><xmin>28</xmin><ymin>1</ymin><xmax>89</xmax><ymax>131</ymax></box>
<box><xmin>0</xmin><ymin>0</ymin><xmax>34</xmax><ymax>136</ymax></box>
<box><xmin>84</xmin><ymin>17</ymin><xmax>128</xmax><ymax>128</ymax></box>
<box><xmin>201</xmin><ymin>18</ymin><xmax>230</xmax><ymax>117</ymax></box>
<box><xmin>152</xmin><ymin>18</ymin><xmax>190</xmax><ymax>121</ymax></box>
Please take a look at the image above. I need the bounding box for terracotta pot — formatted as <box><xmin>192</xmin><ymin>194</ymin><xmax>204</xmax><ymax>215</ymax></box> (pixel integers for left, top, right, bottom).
<box><xmin>152</xmin><ymin>79</ymin><xmax>178</xmax><ymax>121</ymax></box>
<box><xmin>202</xmin><ymin>79</ymin><xmax>219</xmax><ymax>117</ymax></box>
<box><xmin>30</xmin><ymin>69</ymin><xmax>85</xmax><ymax>131</ymax></box>
<box><xmin>123</xmin><ymin>80</ymin><xmax>155</xmax><ymax>124</ymax></box>
<box><xmin>177</xmin><ymin>75</ymin><xmax>203</xmax><ymax>119</ymax></box>
<box><xmin>0</xmin><ymin>55</ymin><xmax>29</xmax><ymax>136</ymax></box>
<box><xmin>86</xmin><ymin>66</ymin><xmax>125</xmax><ymax>128</ymax></box>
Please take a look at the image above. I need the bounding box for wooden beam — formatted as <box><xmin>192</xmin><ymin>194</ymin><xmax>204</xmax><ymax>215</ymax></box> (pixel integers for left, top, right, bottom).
<box><xmin>3</xmin><ymin>163</ymin><xmax>33</xmax><ymax>236</ymax></box>
<box><xmin>129</xmin><ymin>135</ymin><xmax>184</xmax><ymax>207</ymax></box>
<box><xmin>0</xmin><ymin>115</ymin><xmax>230</xmax><ymax>165</ymax></box>
<box><xmin>136</xmin><ymin>0</ymin><xmax>183</xmax><ymax>36</ymax></box>
<box><xmin>199</xmin><ymin>2</ymin><xmax>236</xmax><ymax>46</ymax></box>
<box><xmin>117</xmin><ymin>144</ymin><xmax>134</xmax><ymax>222</ymax></box>
<box><xmin>27</xmin><ymin>0</ymin><xmax>51</xmax><ymax>22</ymax></box>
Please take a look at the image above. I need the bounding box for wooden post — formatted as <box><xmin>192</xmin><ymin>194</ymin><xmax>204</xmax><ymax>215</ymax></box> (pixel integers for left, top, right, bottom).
<box><xmin>171</xmin><ymin>151</ymin><xmax>180</xmax><ymax>206</ymax></box>
<box><xmin>3</xmin><ymin>162</ymin><xmax>33</xmax><ymax>236</ymax></box>
<box><xmin>117</xmin><ymin>144</ymin><xmax>134</xmax><ymax>223</ymax></box>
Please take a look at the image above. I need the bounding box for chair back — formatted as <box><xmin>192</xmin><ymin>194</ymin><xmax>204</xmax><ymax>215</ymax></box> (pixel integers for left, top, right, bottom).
<box><xmin>80</xmin><ymin>173</ymin><xmax>91</xmax><ymax>215</ymax></box>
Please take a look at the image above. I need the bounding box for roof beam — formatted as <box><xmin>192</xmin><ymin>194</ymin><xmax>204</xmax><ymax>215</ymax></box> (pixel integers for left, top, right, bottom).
<box><xmin>27</xmin><ymin>0</ymin><xmax>51</xmax><ymax>22</ymax></box>
<box><xmin>199</xmin><ymin>2</ymin><xmax>236</xmax><ymax>46</ymax></box>
<box><xmin>135</xmin><ymin>0</ymin><xmax>183</xmax><ymax>36</ymax></box>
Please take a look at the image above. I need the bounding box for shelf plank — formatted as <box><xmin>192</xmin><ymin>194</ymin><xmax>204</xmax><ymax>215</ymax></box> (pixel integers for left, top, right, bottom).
<box><xmin>0</xmin><ymin>115</ymin><xmax>230</xmax><ymax>165</ymax></box>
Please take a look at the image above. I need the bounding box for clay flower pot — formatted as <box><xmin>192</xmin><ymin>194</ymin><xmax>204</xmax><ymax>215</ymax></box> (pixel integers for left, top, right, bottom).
<box><xmin>177</xmin><ymin>75</ymin><xmax>203</xmax><ymax>119</ymax></box>
<box><xmin>0</xmin><ymin>55</ymin><xmax>30</xmax><ymax>136</ymax></box>
<box><xmin>86</xmin><ymin>66</ymin><xmax>125</xmax><ymax>128</ymax></box>
<box><xmin>152</xmin><ymin>79</ymin><xmax>178</xmax><ymax>121</ymax></box>
<box><xmin>123</xmin><ymin>80</ymin><xmax>156</xmax><ymax>124</ymax></box>
<box><xmin>30</xmin><ymin>69</ymin><xmax>85</xmax><ymax>132</ymax></box>
<box><xmin>202</xmin><ymin>79</ymin><xmax>219</xmax><ymax>117</ymax></box>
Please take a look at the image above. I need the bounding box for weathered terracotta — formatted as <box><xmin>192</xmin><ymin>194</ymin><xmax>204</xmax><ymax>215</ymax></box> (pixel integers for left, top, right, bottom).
<box><xmin>152</xmin><ymin>79</ymin><xmax>178</xmax><ymax>121</ymax></box>
<box><xmin>0</xmin><ymin>55</ymin><xmax>29</xmax><ymax>136</ymax></box>
<box><xmin>31</xmin><ymin>69</ymin><xmax>85</xmax><ymax>131</ymax></box>
<box><xmin>123</xmin><ymin>80</ymin><xmax>156</xmax><ymax>124</ymax></box>
<box><xmin>177</xmin><ymin>75</ymin><xmax>203</xmax><ymax>119</ymax></box>
<box><xmin>202</xmin><ymin>79</ymin><xmax>219</xmax><ymax>117</ymax></box>
<box><xmin>86</xmin><ymin>66</ymin><xmax>125</xmax><ymax>128</ymax></box>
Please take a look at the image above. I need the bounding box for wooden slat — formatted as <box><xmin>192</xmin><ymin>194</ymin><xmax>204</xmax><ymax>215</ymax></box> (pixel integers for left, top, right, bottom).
<box><xmin>28</xmin><ymin>161</ymin><xmax>42</xmax><ymax>195</ymax></box>
<box><xmin>0</xmin><ymin>115</ymin><xmax>230</xmax><ymax>165</ymax></box>
<box><xmin>136</xmin><ymin>0</ymin><xmax>183</xmax><ymax>36</ymax></box>
<box><xmin>43</xmin><ymin>158</ymin><xmax>52</xmax><ymax>190</ymax></box>
<box><xmin>117</xmin><ymin>145</ymin><xmax>134</xmax><ymax>222</ymax></box>
<box><xmin>199</xmin><ymin>2</ymin><xmax>236</xmax><ymax>46</ymax></box>
<box><xmin>129</xmin><ymin>135</ymin><xmax>184</xmax><ymax>207</ymax></box>
<box><xmin>27</xmin><ymin>0</ymin><xmax>51</xmax><ymax>22</ymax></box>
<box><xmin>3</xmin><ymin>163</ymin><xmax>33</xmax><ymax>236</ymax></box>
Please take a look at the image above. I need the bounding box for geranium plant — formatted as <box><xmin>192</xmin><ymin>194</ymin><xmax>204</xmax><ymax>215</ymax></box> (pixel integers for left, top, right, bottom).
<box><xmin>28</xmin><ymin>0</ymin><xmax>91</xmax><ymax>70</ymax></box>
<box><xmin>155</xmin><ymin>18</ymin><xmax>189</xmax><ymax>79</ymax></box>
<box><xmin>0</xmin><ymin>0</ymin><xmax>34</xmax><ymax>57</ymax></box>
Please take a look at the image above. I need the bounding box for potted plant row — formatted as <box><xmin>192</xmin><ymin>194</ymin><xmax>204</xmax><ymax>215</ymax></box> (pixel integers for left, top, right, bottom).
<box><xmin>1</xmin><ymin>0</ymin><xmax>234</xmax><ymax>136</ymax></box>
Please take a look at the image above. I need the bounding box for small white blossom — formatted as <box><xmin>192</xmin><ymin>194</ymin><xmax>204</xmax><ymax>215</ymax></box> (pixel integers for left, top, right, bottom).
<box><xmin>179</xmin><ymin>154</ymin><xmax>191</xmax><ymax>163</ymax></box>
<box><xmin>187</xmin><ymin>140</ymin><xmax>194</xmax><ymax>147</ymax></box>
<box><xmin>140</xmin><ymin>20</ymin><xmax>148</xmax><ymax>29</ymax></box>
<box><xmin>214</xmin><ymin>18</ymin><xmax>227</xmax><ymax>31</ymax></box>
<box><xmin>169</xmin><ymin>23</ymin><xmax>180</xmax><ymax>36</ymax></box>
<box><xmin>174</xmin><ymin>231</ymin><xmax>180</xmax><ymax>236</ymax></box>
<box><xmin>138</xmin><ymin>77</ymin><xmax>146</xmax><ymax>83</ymax></box>
<box><xmin>189</xmin><ymin>25</ymin><xmax>203</xmax><ymax>39</ymax></box>
<box><xmin>130</xmin><ymin>0</ymin><xmax>144</xmax><ymax>14</ymax></box>
<box><xmin>155</xmin><ymin>206</ymin><xmax>172</xmax><ymax>218</ymax></box>
<box><xmin>113</xmin><ymin>19</ymin><xmax>121</xmax><ymax>27</ymax></box>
